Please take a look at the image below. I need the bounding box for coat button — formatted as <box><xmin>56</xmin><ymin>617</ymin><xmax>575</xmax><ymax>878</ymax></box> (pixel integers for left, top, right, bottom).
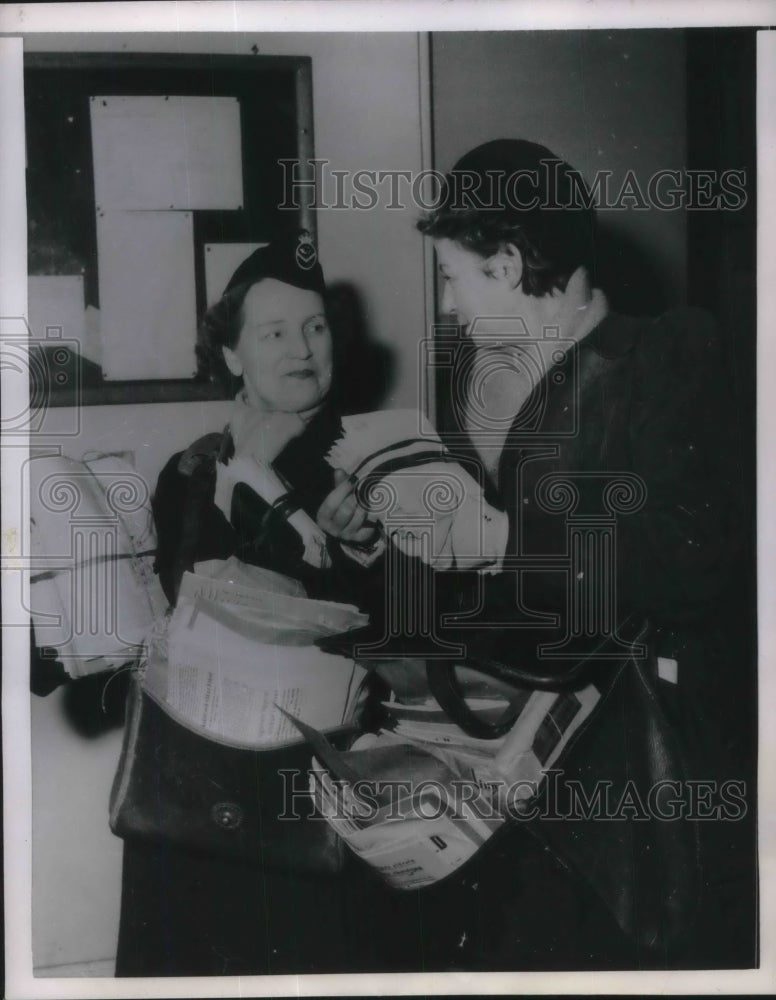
<box><xmin>211</xmin><ymin>802</ymin><xmax>243</xmax><ymax>830</ymax></box>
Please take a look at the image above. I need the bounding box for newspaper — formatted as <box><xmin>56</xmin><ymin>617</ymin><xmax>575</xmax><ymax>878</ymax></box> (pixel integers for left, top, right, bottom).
<box><xmin>142</xmin><ymin>566</ymin><xmax>369</xmax><ymax>748</ymax></box>
<box><xmin>380</xmin><ymin>686</ymin><xmax>602</xmax><ymax>809</ymax></box>
<box><xmin>310</xmin><ymin>756</ymin><xmax>495</xmax><ymax>889</ymax></box>
<box><xmin>285</xmin><ymin>673</ymin><xmax>602</xmax><ymax>889</ymax></box>
<box><xmin>177</xmin><ymin>569</ymin><xmax>368</xmax><ymax>641</ymax></box>
<box><xmin>282</xmin><ymin>709</ymin><xmax>504</xmax><ymax>890</ymax></box>
<box><xmin>193</xmin><ymin>555</ymin><xmax>308</xmax><ymax>596</ymax></box>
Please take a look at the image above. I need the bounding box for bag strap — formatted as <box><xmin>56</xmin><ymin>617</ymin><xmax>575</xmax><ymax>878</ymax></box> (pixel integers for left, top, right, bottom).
<box><xmin>425</xmin><ymin>613</ymin><xmax>648</xmax><ymax>739</ymax></box>
<box><xmin>108</xmin><ymin>670</ymin><xmax>145</xmax><ymax>831</ymax></box>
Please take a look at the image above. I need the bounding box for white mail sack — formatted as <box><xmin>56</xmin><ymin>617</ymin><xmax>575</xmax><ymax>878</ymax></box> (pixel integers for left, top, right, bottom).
<box><xmin>326</xmin><ymin>409</ymin><xmax>508</xmax><ymax>571</ymax></box>
<box><xmin>27</xmin><ymin>452</ymin><xmax>167</xmax><ymax>676</ymax></box>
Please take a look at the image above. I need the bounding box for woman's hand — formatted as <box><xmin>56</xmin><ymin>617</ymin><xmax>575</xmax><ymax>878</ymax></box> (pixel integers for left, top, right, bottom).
<box><xmin>316</xmin><ymin>469</ymin><xmax>381</xmax><ymax>546</ymax></box>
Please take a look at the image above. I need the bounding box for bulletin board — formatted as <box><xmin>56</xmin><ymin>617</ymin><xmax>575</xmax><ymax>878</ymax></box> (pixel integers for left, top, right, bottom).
<box><xmin>24</xmin><ymin>52</ymin><xmax>315</xmax><ymax>406</ymax></box>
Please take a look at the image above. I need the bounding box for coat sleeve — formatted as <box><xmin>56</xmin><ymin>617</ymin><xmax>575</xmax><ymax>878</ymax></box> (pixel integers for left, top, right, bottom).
<box><xmin>151</xmin><ymin>443</ymin><xmax>236</xmax><ymax>605</ymax></box>
<box><xmin>618</xmin><ymin>307</ymin><xmax>746</xmax><ymax>624</ymax></box>
<box><xmin>425</xmin><ymin>308</ymin><xmax>747</xmax><ymax>658</ymax></box>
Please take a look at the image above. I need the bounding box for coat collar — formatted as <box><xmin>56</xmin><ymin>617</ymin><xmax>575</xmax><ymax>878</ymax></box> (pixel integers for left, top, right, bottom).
<box><xmin>505</xmin><ymin>311</ymin><xmax>636</xmax><ymax>437</ymax></box>
<box><xmin>492</xmin><ymin>312</ymin><xmax>643</xmax><ymax>476</ymax></box>
<box><xmin>580</xmin><ymin>311</ymin><xmax>641</xmax><ymax>360</ymax></box>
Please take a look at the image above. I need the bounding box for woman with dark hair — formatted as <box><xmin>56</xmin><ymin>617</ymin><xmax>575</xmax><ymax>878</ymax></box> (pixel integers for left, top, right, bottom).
<box><xmin>115</xmin><ymin>237</ymin><xmax>391</xmax><ymax>977</ymax></box>
<box><xmin>317</xmin><ymin>141</ymin><xmax>754</xmax><ymax>969</ymax></box>
<box><xmin>151</xmin><ymin>236</ymin><xmax>383</xmax><ymax>608</ymax></box>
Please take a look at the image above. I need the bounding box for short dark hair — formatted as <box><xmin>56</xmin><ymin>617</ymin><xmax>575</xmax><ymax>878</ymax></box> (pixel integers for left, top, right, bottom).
<box><xmin>417</xmin><ymin>208</ymin><xmax>568</xmax><ymax>297</ymax></box>
<box><xmin>196</xmin><ymin>280</ymin><xmax>253</xmax><ymax>392</ymax></box>
<box><xmin>417</xmin><ymin>139</ymin><xmax>597</xmax><ymax>296</ymax></box>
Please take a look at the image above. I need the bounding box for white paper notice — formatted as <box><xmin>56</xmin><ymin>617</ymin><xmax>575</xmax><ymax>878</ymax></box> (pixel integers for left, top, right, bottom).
<box><xmin>96</xmin><ymin>210</ymin><xmax>197</xmax><ymax>380</ymax></box>
<box><xmin>204</xmin><ymin>243</ymin><xmax>267</xmax><ymax>305</ymax></box>
<box><xmin>90</xmin><ymin>95</ymin><xmax>243</xmax><ymax>211</ymax></box>
<box><xmin>27</xmin><ymin>274</ymin><xmax>84</xmax><ymax>339</ymax></box>
<box><xmin>27</xmin><ymin>275</ymin><xmax>92</xmax><ymax>360</ymax></box>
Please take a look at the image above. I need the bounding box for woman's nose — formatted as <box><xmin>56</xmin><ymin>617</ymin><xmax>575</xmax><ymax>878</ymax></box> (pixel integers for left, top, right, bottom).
<box><xmin>441</xmin><ymin>281</ymin><xmax>457</xmax><ymax>317</ymax></box>
<box><xmin>288</xmin><ymin>329</ymin><xmax>313</xmax><ymax>358</ymax></box>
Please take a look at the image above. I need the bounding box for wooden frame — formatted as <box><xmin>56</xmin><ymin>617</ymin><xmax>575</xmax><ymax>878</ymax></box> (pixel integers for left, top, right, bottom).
<box><xmin>24</xmin><ymin>52</ymin><xmax>316</xmax><ymax>406</ymax></box>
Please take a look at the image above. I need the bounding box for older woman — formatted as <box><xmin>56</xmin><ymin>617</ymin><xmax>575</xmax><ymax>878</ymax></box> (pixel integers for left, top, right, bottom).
<box><xmin>151</xmin><ymin>236</ymin><xmax>383</xmax><ymax>609</ymax></box>
<box><xmin>115</xmin><ymin>237</ymin><xmax>397</xmax><ymax>977</ymax></box>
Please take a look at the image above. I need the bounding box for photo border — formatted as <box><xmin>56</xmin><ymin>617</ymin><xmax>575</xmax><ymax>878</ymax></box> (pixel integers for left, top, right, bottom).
<box><xmin>2</xmin><ymin>2</ymin><xmax>774</xmax><ymax>997</ymax></box>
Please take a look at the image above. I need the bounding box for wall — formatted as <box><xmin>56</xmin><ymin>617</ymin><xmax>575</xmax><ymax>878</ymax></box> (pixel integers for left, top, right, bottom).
<box><xmin>24</xmin><ymin>31</ymin><xmax>429</xmax><ymax>974</ymax></box>
<box><xmin>430</xmin><ymin>30</ymin><xmax>687</xmax><ymax>311</ymax></box>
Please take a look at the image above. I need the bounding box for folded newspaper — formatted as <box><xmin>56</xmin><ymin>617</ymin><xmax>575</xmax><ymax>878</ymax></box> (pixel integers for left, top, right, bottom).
<box><xmin>141</xmin><ymin>562</ymin><xmax>370</xmax><ymax>748</ymax></box>
<box><xmin>280</xmin><ymin>708</ymin><xmax>503</xmax><ymax>890</ymax></box>
<box><xmin>325</xmin><ymin>409</ymin><xmax>509</xmax><ymax>572</ymax></box>
<box><xmin>282</xmin><ymin>675</ymin><xmax>601</xmax><ymax>889</ymax></box>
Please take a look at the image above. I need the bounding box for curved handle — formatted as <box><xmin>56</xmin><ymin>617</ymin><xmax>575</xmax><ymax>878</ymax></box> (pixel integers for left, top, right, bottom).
<box><xmin>426</xmin><ymin>661</ymin><xmax>525</xmax><ymax>739</ymax></box>
<box><xmin>425</xmin><ymin>655</ymin><xmax>592</xmax><ymax>740</ymax></box>
<box><xmin>426</xmin><ymin>614</ymin><xmax>650</xmax><ymax>740</ymax></box>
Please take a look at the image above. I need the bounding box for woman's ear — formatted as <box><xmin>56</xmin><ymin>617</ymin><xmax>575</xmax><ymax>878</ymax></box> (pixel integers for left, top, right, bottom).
<box><xmin>222</xmin><ymin>345</ymin><xmax>244</xmax><ymax>377</ymax></box>
<box><xmin>486</xmin><ymin>243</ymin><xmax>523</xmax><ymax>289</ymax></box>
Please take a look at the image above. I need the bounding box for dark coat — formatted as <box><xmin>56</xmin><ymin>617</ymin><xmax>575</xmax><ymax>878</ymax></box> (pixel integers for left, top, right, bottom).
<box><xmin>494</xmin><ymin>307</ymin><xmax>744</xmax><ymax>629</ymax></box>
<box><xmin>513</xmin><ymin>309</ymin><xmax>752</xmax><ymax>780</ymax></box>
<box><xmin>429</xmin><ymin>309</ymin><xmax>750</xmax><ymax>720</ymax></box>
<box><xmin>151</xmin><ymin>402</ymin><xmax>376</xmax><ymax>607</ymax></box>
<box><xmin>416</xmin><ymin>308</ymin><xmax>756</xmax><ymax>964</ymax></box>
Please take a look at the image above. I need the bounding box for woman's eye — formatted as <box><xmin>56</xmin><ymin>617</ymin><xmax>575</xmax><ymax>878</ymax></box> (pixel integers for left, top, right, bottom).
<box><xmin>261</xmin><ymin>328</ymin><xmax>284</xmax><ymax>341</ymax></box>
<box><xmin>305</xmin><ymin>319</ymin><xmax>329</xmax><ymax>335</ymax></box>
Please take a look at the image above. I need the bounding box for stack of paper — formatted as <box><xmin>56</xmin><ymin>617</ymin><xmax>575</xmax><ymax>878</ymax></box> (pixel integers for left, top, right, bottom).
<box><xmin>306</xmin><ymin>731</ymin><xmax>502</xmax><ymax>890</ymax></box>
<box><xmin>310</xmin><ymin>749</ymin><xmax>498</xmax><ymax>889</ymax></box>
<box><xmin>295</xmin><ymin>677</ymin><xmax>603</xmax><ymax>889</ymax></box>
<box><xmin>282</xmin><ymin>709</ymin><xmax>503</xmax><ymax>890</ymax></box>
<box><xmin>142</xmin><ymin>568</ymin><xmax>369</xmax><ymax>748</ymax></box>
<box><xmin>193</xmin><ymin>555</ymin><xmax>307</xmax><ymax>597</ymax></box>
